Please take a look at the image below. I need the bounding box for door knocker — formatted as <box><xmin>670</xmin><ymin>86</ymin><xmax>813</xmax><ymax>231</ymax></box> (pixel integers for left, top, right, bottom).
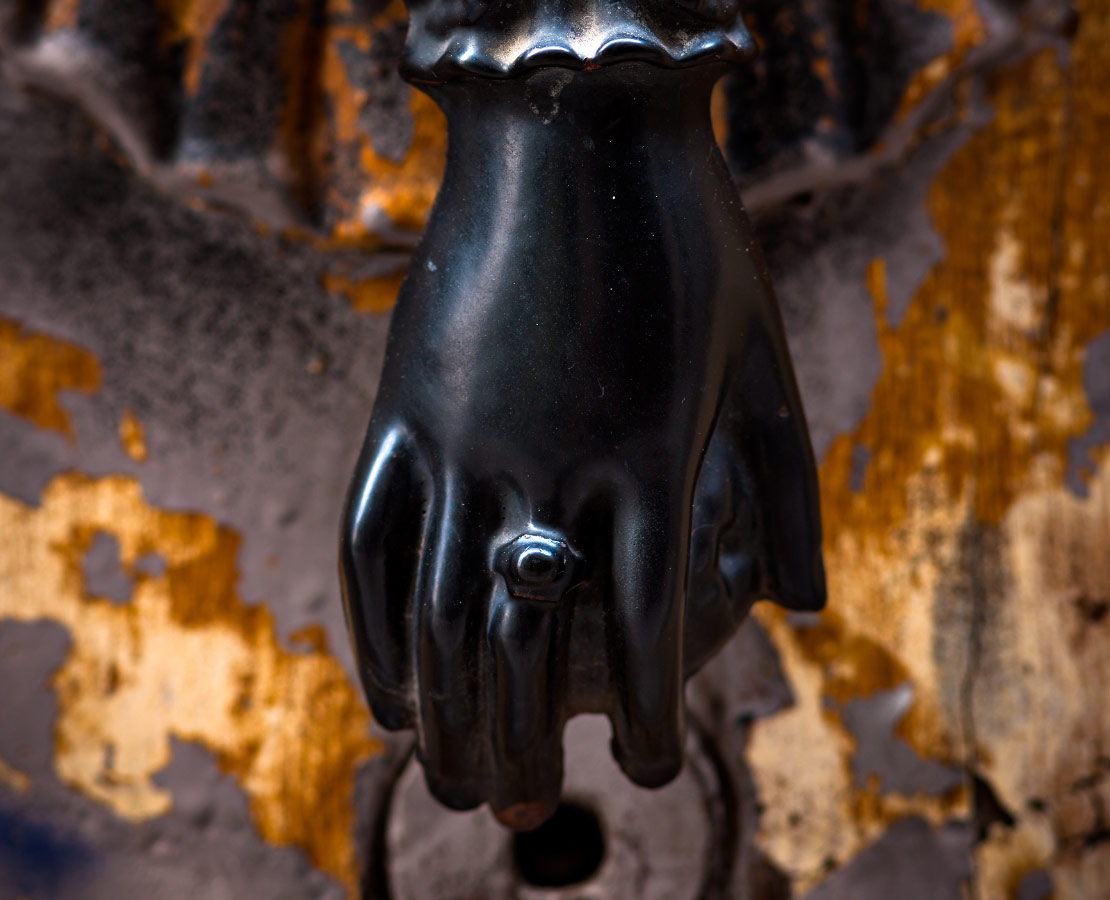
<box><xmin>340</xmin><ymin>0</ymin><xmax>826</xmax><ymax>831</ymax></box>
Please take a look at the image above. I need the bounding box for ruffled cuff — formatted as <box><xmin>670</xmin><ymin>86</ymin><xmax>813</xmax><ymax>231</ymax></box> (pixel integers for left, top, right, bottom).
<box><xmin>401</xmin><ymin>0</ymin><xmax>756</xmax><ymax>81</ymax></box>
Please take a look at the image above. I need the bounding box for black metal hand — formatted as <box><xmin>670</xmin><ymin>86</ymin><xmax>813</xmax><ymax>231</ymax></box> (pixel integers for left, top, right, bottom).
<box><xmin>340</xmin><ymin>10</ymin><xmax>824</xmax><ymax>831</ymax></box>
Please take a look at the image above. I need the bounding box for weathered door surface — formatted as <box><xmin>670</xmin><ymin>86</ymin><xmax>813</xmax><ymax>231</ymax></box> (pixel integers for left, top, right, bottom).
<box><xmin>0</xmin><ymin>1</ymin><xmax>1106</xmax><ymax>898</ymax></box>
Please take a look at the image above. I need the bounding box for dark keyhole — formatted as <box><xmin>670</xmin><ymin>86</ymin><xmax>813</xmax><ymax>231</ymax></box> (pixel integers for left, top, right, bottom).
<box><xmin>512</xmin><ymin>802</ymin><xmax>606</xmax><ymax>888</ymax></box>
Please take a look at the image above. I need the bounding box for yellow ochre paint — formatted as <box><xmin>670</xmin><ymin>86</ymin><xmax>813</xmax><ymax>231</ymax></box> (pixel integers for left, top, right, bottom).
<box><xmin>0</xmin><ymin>317</ymin><xmax>101</xmax><ymax>439</ymax></box>
<box><xmin>748</xmin><ymin>1</ymin><xmax>1110</xmax><ymax>895</ymax></box>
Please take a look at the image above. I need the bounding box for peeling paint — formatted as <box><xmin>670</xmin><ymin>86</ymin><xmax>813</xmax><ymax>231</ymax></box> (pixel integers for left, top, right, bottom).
<box><xmin>314</xmin><ymin>0</ymin><xmax>446</xmax><ymax>241</ymax></box>
<box><xmin>118</xmin><ymin>409</ymin><xmax>148</xmax><ymax>462</ymax></box>
<box><xmin>156</xmin><ymin>0</ymin><xmax>234</xmax><ymax>95</ymax></box>
<box><xmin>0</xmin><ymin>317</ymin><xmax>101</xmax><ymax>440</ymax></box>
<box><xmin>321</xmin><ymin>268</ymin><xmax>405</xmax><ymax>314</ymax></box>
<box><xmin>0</xmin><ymin>475</ymin><xmax>380</xmax><ymax>893</ymax></box>
<box><xmin>0</xmin><ymin>757</ymin><xmax>31</xmax><ymax>794</ymax></box>
<box><xmin>749</xmin><ymin>3</ymin><xmax>1110</xmax><ymax>894</ymax></box>
<box><xmin>894</xmin><ymin>0</ymin><xmax>984</xmax><ymax>121</ymax></box>
<box><xmin>973</xmin><ymin>458</ymin><xmax>1110</xmax><ymax>898</ymax></box>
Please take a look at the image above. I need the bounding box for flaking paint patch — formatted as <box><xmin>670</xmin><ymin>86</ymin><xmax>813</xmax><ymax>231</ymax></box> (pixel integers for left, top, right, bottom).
<box><xmin>118</xmin><ymin>409</ymin><xmax>148</xmax><ymax>462</ymax></box>
<box><xmin>746</xmin><ymin>607</ymin><xmax>870</xmax><ymax>888</ymax></box>
<box><xmin>989</xmin><ymin>230</ymin><xmax>1047</xmax><ymax>333</ymax></box>
<box><xmin>321</xmin><ymin>269</ymin><xmax>406</xmax><ymax>314</ymax></box>
<box><xmin>0</xmin><ymin>317</ymin><xmax>101</xmax><ymax>439</ymax></box>
<box><xmin>354</xmin><ymin>88</ymin><xmax>447</xmax><ymax>235</ymax></box>
<box><xmin>0</xmin><ymin>757</ymin><xmax>31</xmax><ymax>794</ymax></box>
<box><xmin>278</xmin><ymin>0</ymin><xmax>446</xmax><ymax>312</ymax></box>
<box><xmin>316</xmin><ymin>0</ymin><xmax>447</xmax><ymax>238</ymax></box>
<box><xmin>748</xmin><ymin>7</ymin><xmax>1110</xmax><ymax>893</ymax></box>
<box><xmin>749</xmin><ymin>470</ymin><xmax>972</xmax><ymax>892</ymax></box>
<box><xmin>895</xmin><ymin>0</ymin><xmax>985</xmax><ymax>120</ymax></box>
<box><xmin>971</xmin><ymin>457</ymin><xmax>1110</xmax><ymax>897</ymax></box>
<box><xmin>155</xmin><ymin>0</ymin><xmax>234</xmax><ymax>95</ymax></box>
<box><xmin>975</xmin><ymin>819</ymin><xmax>1057</xmax><ymax>900</ymax></box>
<box><xmin>0</xmin><ymin>474</ymin><xmax>380</xmax><ymax>894</ymax></box>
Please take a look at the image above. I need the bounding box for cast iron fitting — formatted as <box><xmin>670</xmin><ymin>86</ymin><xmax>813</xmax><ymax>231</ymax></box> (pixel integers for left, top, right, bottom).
<box><xmin>339</xmin><ymin>0</ymin><xmax>827</xmax><ymax>830</ymax></box>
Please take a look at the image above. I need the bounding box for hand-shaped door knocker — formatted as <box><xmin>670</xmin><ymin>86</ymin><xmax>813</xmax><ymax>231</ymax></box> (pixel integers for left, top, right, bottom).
<box><xmin>340</xmin><ymin>0</ymin><xmax>826</xmax><ymax>830</ymax></box>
